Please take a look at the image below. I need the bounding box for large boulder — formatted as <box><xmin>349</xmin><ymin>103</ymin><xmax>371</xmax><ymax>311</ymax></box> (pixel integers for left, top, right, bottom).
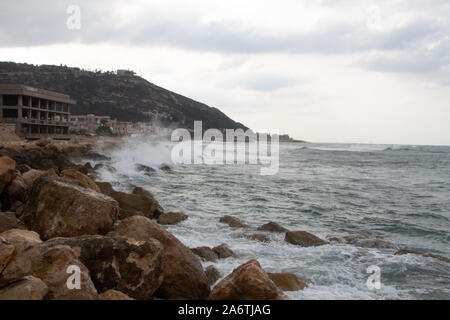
<box><xmin>22</xmin><ymin>177</ymin><xmax>119</xmax><ymax>240</ymax></box>
<box><xmin>258</xmin><ymin>222</ymin><xmax>289</xmax><ymax>233</ymax></box>
<box><xmin>47</xmin><ymin>235</ymin><xmax>164</xmax><ymax>299</ymax></box>
<box><xmin>395</xmin><ymin>249</ymin><xmax>450</xmax><ymax>263</ymax></box>
<box><xmin>0</xmin><ymin>276</ymin><xmax>49</xmax><ymax>300</ymax></box>
<box><xmin>157</xmin><ymin>212</ymin><xmax>188</xmax><ymax>225</ymax></box>
<box><xmin>99</xmin><ymin>289</ymin><xmax>135</xmax><ymax>300</ymax></box>
<box><xmin>108</xmin><ymin>216</ymin><xmax>210</xmax><ymax>299</ymax></box>
<box><xmin>219</xmin><ymin>215</ymin><xmax>250</xmax><ymax>228</ymax></box>
<box><xmin>0</xmin><ymin>156</ymin><xmax>17</xmax><ymax>194</ymax></box>
<box><xmin>60</xmin><ymin>169</ymin><xmax>101</xmax><ymax>192</ymax></box>
<box><xmin>0</xmin><ymin>212</ymin><xmax>27</xmax><ymax>233</ymax></box>
<box><xmin>285</xmin><ymin>231</ymin><xmax>328</xmax><ymax>247</ymax></box>
<box><xmin>267</xmin><ymin>273</ymin><xmax>308</xmax><ymax>291</ymax></box>
<box><xmin>326</xmin><ymin>232</ymin><xmax>396</xmax><ymax>249</ymax></box>
<box><xmin>0</xmin><ymin>233</ymin><xmax>98</xmax><ymax>300</ymax></box>
<box><xmin>209</xmin><ymin>259</ymin><xmax>287</xmax><ymax>300</ymax></box>
<box><xmin>109</xmin><ymin>187</ymin><xmax>163</xmax><ymax>220</ymax></box>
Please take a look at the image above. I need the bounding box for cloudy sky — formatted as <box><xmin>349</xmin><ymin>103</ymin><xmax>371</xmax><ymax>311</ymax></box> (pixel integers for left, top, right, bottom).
<box><xmin>1</xmin><ymin>0</ymin><xmax>449</xmax><ymax>145</ymax></box>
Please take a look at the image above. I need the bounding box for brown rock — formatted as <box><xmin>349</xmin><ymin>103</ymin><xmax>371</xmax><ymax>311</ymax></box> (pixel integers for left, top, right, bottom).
<box><xmin>47</xmin><ymin>235</ymin><xmax>164</xmax><ymax>299</ymax></box>
<box><xmin>267</xmin><ymin>273</ymin><xmax>308</xmax><ymax>291</ymax></box>
<box><xmin>0</xmin><ymin>174</ymin><xmax>27</xmax><ymax>210</ymax></box>
<box><xmin>285</xmin><ymin>231</ymin><xmax>328</xmax><ymax>247</ymax></box>
<box><xmin>395</xmin><ymin>249</ymin><xmax>450</xmax><ymax>263</ymax></box>
<box><xmin>157</xmin><ymin>212</ymin><xmax>188</xmax><ymax>225</ymax></box>
<box><xmin>0</xmin><ymin>212</ymin><xmax>26</xmax><ymax>233</ymax></box>
<box><xmin>219</xmin><ymin>215</ymin><xmax>250</xmax><ymax>228</ymax></box>
<box><xmin>159</xmin><ymin>163</ymin><xmax>173</xmax><ymax>173</ymax></box>
<box><xmin>0</xmin><ymin>229</ymin><xmax>42</xmax><ymax>245</ymax></box>
<box><xmin>0</xmin><ymin>156</ymin><xmax>17</xmax><ymax>194</ymax></box>
<box><xmin>132</xmin><ymin>187</ymin><xmax>164</xmax><ymax>218</ymax></box>
<box><xmin>0</xmin><ymin>236</ymin><xmax>15</xmax><ymax>273</ymax></box>
<box><xmin>0</xmin><ymin>156</ymin><xmax>15</xmax><ymax>173</ymax></box>
<box><xmin>209</xmin><ymin>259</ymin><xmax>287</xmax><ymax>300</ymax></box>
<box><xmin>96</xmin><ymin>181</ymin><xmax>115</xmax><ymax>196</ymax></box>
<box><xmin>22</xmin><ymin>168</ymin><xmax>57</xmax><ymax>187</ymax></box>
<box><xmin>0</xmin><ymin>276</ymin><xmax>49</xmax><ymax>300</ymax></box>
<box><xmin>94</xmin><ymin>163</ymin><xmax>117</xmax><ymax>173</ymax></box>
<box><xmin>35</xmin><ymin>138</ymin><xmax>51</xmax><ymax>147</ymax></box>
<box><xmin>213</xmin><ymin>244</ymin><xmax>237</xmax><ymax>259</ymax></box>
<box><xmin>109</xmin><ymin>187</ymin><xmax>163</xmax><ymax>220</ymax></box>
<box><xmin>247</xmin><ymin>233</ymin><xmax>270</xmax><ymax>243</ymax></box>
<box><xmin>191</xmin><ymin>247</ymin><xmax>219</xmax><ymax>262</ymax></box>
<box><xmin>0</xmin><ymin>239</ymin><xmax>98</xmax><ymax>300</ymax></box>
<box><xmin>135</xmin><ymin>164</ymin><xmax>156</xmax><ymax>174</ymax></box>
<box><xmin>16</xmin><ymin>164</ymin><xmax>31</xmax><ymax>174</ymax></box>
<box><xmin>257</xmin><ymin>222</ymin><xmax>289</xmax><ymax>233</ymax></box>
<box><xmin>60</xmin><ymin>169</ymin><xmax>101</xmax><ymax>192</ymax></box>
<box><xmin>326</xmin><ymin>232</ymin><xmax>396</xmax><ymax>249</ymax></box>
<box><xmin>108</xmin><ymin>216</ymin><xmax>210</xmax><ymax>299</ymax></box>
<box><xmin>22</xmin><ymin>177</ymin><xmax>119</xmax><ymax>240</ymax></box>
<box><xmin>205</xmin><ymin>265</ymin><xmax>220</xmax><ymax>286</ymax></box>
<box><xmin>99</xmin><ymin>289</ymin><xmax>135</xmax><ymax>300</ymax></box>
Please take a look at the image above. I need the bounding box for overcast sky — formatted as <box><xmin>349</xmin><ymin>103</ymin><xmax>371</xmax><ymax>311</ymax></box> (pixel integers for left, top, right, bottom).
<box><xmin>1</xmin><ymin>0</ymin><xmax>449</xmax><ymax>145</ymax></box>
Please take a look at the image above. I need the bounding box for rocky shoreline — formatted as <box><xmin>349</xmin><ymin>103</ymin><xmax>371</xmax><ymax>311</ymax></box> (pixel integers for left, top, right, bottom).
<box><xmin>0</xmin><ymin>130</ymin><xmax>448</xmax><ymax>300</ymax></box>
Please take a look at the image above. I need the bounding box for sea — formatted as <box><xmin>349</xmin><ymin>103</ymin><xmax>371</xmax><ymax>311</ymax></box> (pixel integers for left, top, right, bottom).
<box><xmin>88</xmin><ymin>138</ymin><xmax>450</xmax><ymax>300</ymax></box>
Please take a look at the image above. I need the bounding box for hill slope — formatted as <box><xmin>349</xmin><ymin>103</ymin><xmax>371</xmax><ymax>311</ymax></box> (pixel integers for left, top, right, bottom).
<box><xmin>0</xmin><ymin>62</ymin><xmax>247</xmax><ymax>131</ymax></box>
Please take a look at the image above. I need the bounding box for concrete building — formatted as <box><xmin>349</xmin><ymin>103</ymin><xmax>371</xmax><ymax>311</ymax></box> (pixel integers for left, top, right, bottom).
<box><xmin>106</xmin><ymin>119</ymin><xmax>131</xmax><ymax>135</ymax></box>
<box><xmin>70</xmin><ymin>114</ymin><xmax>111</xmax><ymax>133</ymax></box>
<box><xmin>0</xmin><ymin>84</ymin><xmax>74</xmax><ymax>139</ymax></box>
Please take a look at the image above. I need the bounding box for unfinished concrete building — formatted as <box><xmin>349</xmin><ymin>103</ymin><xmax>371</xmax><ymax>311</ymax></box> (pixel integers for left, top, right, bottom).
<box><xmin>0</xmin><ymin>84</ymin><xmax>75</xmax><ymax>139</ymax></box>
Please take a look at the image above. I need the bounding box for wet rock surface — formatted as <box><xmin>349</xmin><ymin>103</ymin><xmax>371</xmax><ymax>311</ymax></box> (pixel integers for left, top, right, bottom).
<box><xmin>47</xmin><ymin>235</ymin><xmax>164</xmax><ymax>299</ymax></box>
<box><xmin>22</xmin><ymin>177</ymin><xmax>119</xmax><ymax>240</ymax></box>
<box><xmin>0</xmin><ymin>276</ymin><xmax>49</xmax><ymax>300</ymax></box>
<box><xmin>257</xmin><ymin>222</ymin><xmax>289</xmax><ymax>233</ymax></box>
<box><xmin>0</xmin><ymin>212</ymin><xmax>26</xmax><ymax>233</ymax></box>
<box><xmin>205</xmin><ymin>265</ymin><xmax>220</xmax><ymax>286</ymax></box>
<box><xmin>209</xmin><ymin>259</ymin><xmax>287</xmax><ymax>300</ymax></box>
<box><xmin>285</xmin><ymin>231</ymin><xmax>328</xmax><ymax>247</ymax></box>
<box><xmin>326</xmin><ymin>232</ymin><xmax>396</xmax><ymax>249</ymax></box>
<box><xmin>395</xmin><ymin>249</ymin><xmax>450</xmax><ymax>263</ymax></box>
<box><xmin>108</xmin><ymin>216</ymin><xmax>210</xmax><ymax>299</ymax></box>
<box><xmin>219</xmin><ymin>215</ymin><xmax>250</xmax><ymax>228</ymax></box>
<box><xmin>157</xmin><ymin>211</ymin><xmax>188</xmax><ymax>225</ymax></box>
<box><xmin>213</xmin><ymin>244</ymin><xmax>237</xmax><ymax>259</ymax></box>
<box><xmin>267</xmin><ymin>273</ymin><xmax>308</xmax><ymax>291</ymax></box>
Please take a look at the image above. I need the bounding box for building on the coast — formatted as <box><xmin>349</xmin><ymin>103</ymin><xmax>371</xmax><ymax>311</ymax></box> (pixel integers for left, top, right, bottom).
<box><xmin>116</xmin><ymin>69</ymin><xmax>135</xmax><ymax>76</ymax></box>
<box><xmin>69</xmin><ymin>114</ymin><xmax>111</xmax><ymax>133</ymax></box>
<box><xmin>0</xmin><ymin>84</ymin><xmax>74</xmax><ymax>139</ymax></box>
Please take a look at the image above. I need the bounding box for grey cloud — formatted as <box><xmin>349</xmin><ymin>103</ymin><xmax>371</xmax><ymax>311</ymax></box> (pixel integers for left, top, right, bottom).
<box><xmin>0</xmin><ymin>0</ymin><xmax>449</xmax><ymax>77</ymax></box>
<box><xmin>0</xmin><ymin>1</ymin><xmax>446</xmax><ymax>52</ymax></box>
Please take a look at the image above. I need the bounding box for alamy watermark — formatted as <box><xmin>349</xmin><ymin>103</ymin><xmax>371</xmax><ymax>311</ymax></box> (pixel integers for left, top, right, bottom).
<box><xmin>366</xmin><ymin>265</ymin><xmax>381</xmax><ymax>290</ymax></box>
<box><xmin>171</xmin><ymin>121</ymin><xmax>279</xmax><ymax>175</ymax></box>
<box><xmin>66</xmin><ymin>5</ymin><xmax>81</xmax><ymax>30</ymax></box>
<box><xmin>66</xmin><ymin>265</ymin><xmax>81</xmax><ymax>290</ymax></box>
